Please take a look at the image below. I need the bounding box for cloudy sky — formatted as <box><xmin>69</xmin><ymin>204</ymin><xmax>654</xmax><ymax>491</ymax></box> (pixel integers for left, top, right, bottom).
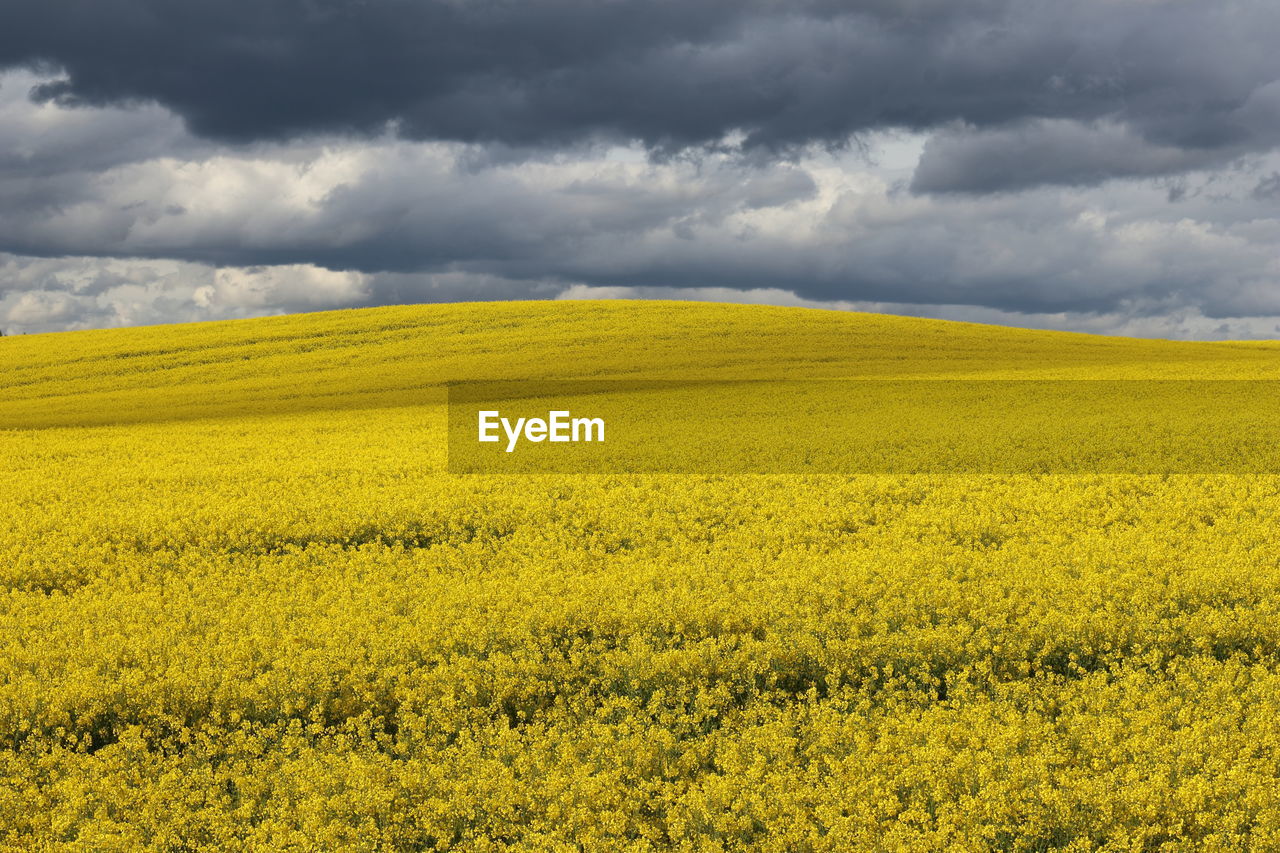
<box><xmin>2</xmin><ymin>0</ymin><xmax>1279</xmax><ymax>338</ymax></box>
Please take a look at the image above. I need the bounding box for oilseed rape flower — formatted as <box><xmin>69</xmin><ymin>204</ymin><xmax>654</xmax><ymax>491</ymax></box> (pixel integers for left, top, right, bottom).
<box><xmin>3</xmin><ymin>301</ymin><xmax>1280</xmax><ymax>849</ymax></box>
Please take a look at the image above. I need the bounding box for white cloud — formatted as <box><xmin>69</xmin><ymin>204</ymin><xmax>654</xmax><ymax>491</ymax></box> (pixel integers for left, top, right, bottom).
<box><xmin>206</xmin><ymin>265</ymin><xmax>368</xmax><ymax>310</ymax></box>
<box><xmin>1</xmin><ymin>69</ymin><xmax>1279</xmax><ymax>339</ymax></box>
<box><xmin>0</xmin><ymin>254</ymin><xmax>368</xmax><ymax>334</ymax></box>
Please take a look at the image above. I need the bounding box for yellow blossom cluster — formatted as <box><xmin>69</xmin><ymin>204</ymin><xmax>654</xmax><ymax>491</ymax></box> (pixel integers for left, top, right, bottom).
<box><xmin>4</xmin><ymin>301</ymin><xmax>1280</xmax><ymax>850</ymax></box>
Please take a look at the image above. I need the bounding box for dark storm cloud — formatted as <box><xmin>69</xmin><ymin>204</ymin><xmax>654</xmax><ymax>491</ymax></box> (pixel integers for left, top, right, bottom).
<box><xmin>2</xmin><ymin>70</ymin><xmax>1279</xmax><ymax>332</ymax></box>
<box><xmin>3</xmin><ymin>0</ymin><xmax>1279</xmax><ymax>189</ymax></box>
<box><xmin>1254</xmin><ymin>173</ymin><xmax>1280</xmax><ymax>200</ymax></box>
<box><xmin>0</xmin><ymin>70</ymin><xmax>200</xmax><ymax>179</ymax></box>
<box><xmin>0</xmin><ymin>139</ymin><xmax>821</xmax><ymax>272</ymax></box>
<box><xmin>912</xmin><ymin>120</ymin><xmax>1241</xmax><ymax>194</ymax></box>
<box><xmin>3</xmin><ymin>2</ymin><xmax>1280</xmax><ymax>338</ymax></box>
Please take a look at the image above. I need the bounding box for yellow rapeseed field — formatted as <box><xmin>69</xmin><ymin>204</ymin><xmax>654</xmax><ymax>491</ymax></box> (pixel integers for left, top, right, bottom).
<box><xmin>5</xmin><ymin>300</ymin><xmax>1280</xmax><ymax>851</ymax></box>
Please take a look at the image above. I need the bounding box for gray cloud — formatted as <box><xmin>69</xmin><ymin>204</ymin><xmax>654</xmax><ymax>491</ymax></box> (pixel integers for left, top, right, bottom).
<box><xmin>3</xmin><ymin>0</ymin><xmax>1279</xmax><ymax>187</ymax></box>
<box><xmin>2</xmin><ymin>2</ymin><xmax>1280</xmax><ymax>339</ymax></box>
<box><xmin>0</xmin><ymin>254</ymin><xmax>573</xmax><ymax>334</ymax></box>
<box><xmin>1254</xmin><ymin>173</ymin><xmax>1280</xmax><ymax>200</ymax></box>
<box><xmin>912</xmin><ymin>120</ymin><xmax>1240</xmax><ymax>194</ymax></box>
<box><xmin>3</xmin><ymin>103</ymin><xmax>1278</xmax><ymax>333</ymax></box>
<box><xmin>0</xmin><ymin>70</ymin><xmax>206</xmax><ymax>188</ymax></box>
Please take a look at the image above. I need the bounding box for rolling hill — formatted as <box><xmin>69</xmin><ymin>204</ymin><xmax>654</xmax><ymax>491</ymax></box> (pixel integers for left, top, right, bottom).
<box><xmin>5</xmin><ymin>300</ymin><xmax>1280</xmax><ymax>429</ymax></box>
<box><xmin>4</xmin><ymin>301</ymin><xmax>1280</xmax><ymax>850</ymax></box>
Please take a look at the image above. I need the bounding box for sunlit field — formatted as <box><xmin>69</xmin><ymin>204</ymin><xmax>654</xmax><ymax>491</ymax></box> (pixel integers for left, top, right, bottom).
<box><xmin>5</xmin><ymin>301</ymin><xmax>1280</xmax><ymax>850</ymax></box>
